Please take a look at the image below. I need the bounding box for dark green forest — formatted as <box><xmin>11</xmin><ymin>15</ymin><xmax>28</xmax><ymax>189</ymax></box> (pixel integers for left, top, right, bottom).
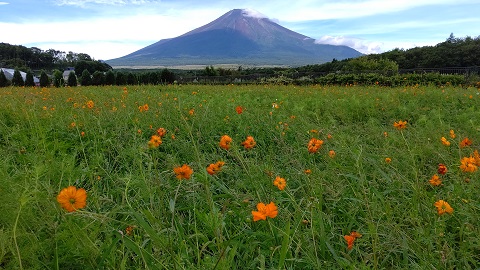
<box><xmin>0</xmin><ymin>43</ymin><xmax>111</xmax><ymax>73</ymax></box>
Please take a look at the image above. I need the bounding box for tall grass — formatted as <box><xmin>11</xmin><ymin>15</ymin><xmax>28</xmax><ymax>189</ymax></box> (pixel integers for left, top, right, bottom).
<box><xmin>1</xmin><ymin>84</ymin><xmax>479</xmax><ymax>269</ymax></box>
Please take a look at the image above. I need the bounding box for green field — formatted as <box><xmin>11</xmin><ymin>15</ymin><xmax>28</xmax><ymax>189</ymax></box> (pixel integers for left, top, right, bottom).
<box><xmin>1</xmin><ymin>84</ymin><xmax>480</xmax><ymax>269</ymax></box>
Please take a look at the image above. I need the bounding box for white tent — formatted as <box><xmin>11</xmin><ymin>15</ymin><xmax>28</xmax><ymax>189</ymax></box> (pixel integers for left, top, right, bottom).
<box><xmin>0</xmin><ymin>68</ymin><xmax>40</xmax><ymax>84</ymax></box>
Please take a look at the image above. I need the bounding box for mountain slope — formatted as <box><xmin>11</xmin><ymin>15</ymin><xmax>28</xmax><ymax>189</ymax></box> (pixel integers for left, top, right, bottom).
<box><xmin>107</xmin><ymin>9</ymin><xmax>362</xmax><ymax>67</ymax></box>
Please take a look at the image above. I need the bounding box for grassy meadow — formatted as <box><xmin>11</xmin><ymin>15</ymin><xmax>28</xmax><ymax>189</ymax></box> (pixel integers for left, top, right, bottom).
<box><xmin>1</xmin><ymin>83</ymin><xmax>480</xmax><ymax>269</ymax></box>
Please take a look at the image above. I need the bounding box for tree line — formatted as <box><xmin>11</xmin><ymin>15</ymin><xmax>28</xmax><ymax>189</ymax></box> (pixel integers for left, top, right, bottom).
<box><xmin>294</xmin><ymin>34</ymin><xmax>480</xmax><ymax>74</ymax></box>
<box><xmin>0</xmin><ymin>68</ymin><xmax>176</xmax><ymax>87</ymax></box>
<box><xmin>0</xmin><ymin>42</ymin><xmax>112</xmax><ymax>71</ymax></box>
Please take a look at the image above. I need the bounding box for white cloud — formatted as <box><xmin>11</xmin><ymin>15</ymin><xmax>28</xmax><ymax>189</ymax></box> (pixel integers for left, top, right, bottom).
<box><xmin>254</xmin><ymin>0</ymin><xmax>479</xmax><ymax>22</ymax></box>
<box><xmin>315</xmin><ymin>36</ymin><xmax>384</xmax><ymax>54</ymax></box>
<box><xmin>242</xmin><ymin>8</ymin><xmax>268</xmax><ymax>19</ymax></box>
<box><xmin>0</xmin><ymin>2</ymin><xmax>9</xmax><ymax>4</ymax></box>
<box><xmin>54</xmin><ymin>0</ymin><xmax>156</xmax><ymax>7</ymax></box>
<box><xmin>0</xmin><ymin>8</ymin><xmax>222</xmax><ymax>59</ymax></box>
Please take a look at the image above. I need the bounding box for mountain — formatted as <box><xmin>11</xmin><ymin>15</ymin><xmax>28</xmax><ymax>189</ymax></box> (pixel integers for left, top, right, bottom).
<box><xmin>106</xmin><ymin>9</ymin><xmax>363</xmax><ymax>67</ymax></box>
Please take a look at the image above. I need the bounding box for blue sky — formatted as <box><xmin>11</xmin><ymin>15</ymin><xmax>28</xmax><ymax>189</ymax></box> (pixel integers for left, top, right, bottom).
<box><xmin>1</xmin><ymin>0</ymin><xmax>479</xmax><ymax>60</ymax></box>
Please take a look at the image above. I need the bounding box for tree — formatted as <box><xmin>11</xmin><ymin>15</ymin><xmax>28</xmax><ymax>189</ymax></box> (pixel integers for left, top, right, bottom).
<box><xmin>40</xmin><ymin>70</ymin><xmax>49</xmax><ymax>87</ymax></box>
<box><xmin>25</xmin><ymin>71</ymin><xmax>35</xmax><ymax>87</ymax></box>
<box><xmin>105</xmin><ymin>70</ymin><xmax>115</xmax><ymax>85</ymax></box>
<box><xmin>160</xmin><ymin>69</ymin><xmax>175</xmax><ymax>84</ymax></box>
<box><xmin>0</xmin><ymin>69</ymin><xmax>9</xmax><ymax>87</ymax></box>
<box><xmin>80</xmin><ymin>69</ymin><xmax>92</xmax><ymax>86</ymax></box>
<box><xmin>126</xmin><ymin>73</ymin><xmax>137</xmax><ymax>85</ymax></box>
<box><xmin>115</xmin><ymin>71</ymin><xmax>126</xmax><ymax>85</ymax></box>
<box><xmin>53</xmin><ymin>69</ymin><xmax>64</xmax><ymax>87</ymax></box>
<box><xmin>92</xmin><ymin>71</ymin><xmax>105</xmax><ymax>86</ymax></box>
<box><xmin>67</xmin><ymin>71</ymin><xmax>77</xmax><ymax>87</ymax></box>
<box><xmin>12</xmin><ymin>69</ymin><xmax>24</xmax><ymax>86</ymax></box>
<box><xmin>205</xmin><ymin>65</ymin><xmax>218</xmax><ymax>76</ymax></box>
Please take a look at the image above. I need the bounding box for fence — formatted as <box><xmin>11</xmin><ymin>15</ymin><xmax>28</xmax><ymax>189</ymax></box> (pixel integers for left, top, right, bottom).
<box><xmin>176</xmin><ymin>66</ymin><xmax>479</xmax><ymax>85</ymax></box>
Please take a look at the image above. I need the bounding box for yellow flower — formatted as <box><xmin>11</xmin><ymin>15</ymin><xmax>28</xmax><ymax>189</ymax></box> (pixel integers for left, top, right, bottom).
<box><xmin>434</xmin><ymin>200</ymin><xmax>453</xmax><ymax>215</ymax></box>
<box><xmin>57</xmin><ymin>186</ymin><xmax>87</xmax><ymax>212</ymax></box>
<box><xmin>173</xmin><ymin>164</ymin><xmax>193</xmax><ymax>180</ymax></box>
<box><xmin>273</xmin><ymin>176</ymin><xmax>286</xmax><ymax>190</ymax></box>
<box><xmin>241</xmin><ymin>136</ymin><xmax>256</xmax><ymax>149</ymax></box>
<box><xmin>429</xmin><ymin>174</ymin><xmax>442</xmax><ymax>186</ymax></box>
<box><xmin>252</xmin><ymin>201</ymin><xmax>278</xmax><ymax>221</ymax></box>
<box><xmin>393</xmin><ymin>120</ymin><xmax>407</xmax><ymax>130</ymax></box>
<box><xmin>449</xmin><ymin>129</ymin><xmax>456</xmax><ymax>139</ymax></box>
<box><xmin>440</xmin><ymin>137</ymin><xmax>450</xmax><ymax>146</ymax></box>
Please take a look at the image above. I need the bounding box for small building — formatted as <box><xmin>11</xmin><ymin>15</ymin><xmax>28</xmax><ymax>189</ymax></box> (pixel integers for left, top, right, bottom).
<box><xmin>0</xmin><ymin>68</ymin><xmax>40</xmax><ymax>85</ymax></box>
<box><xmin>63</xmin><ymin>67</ymin><xmax>75</xmax><ymax>82</ymax></box>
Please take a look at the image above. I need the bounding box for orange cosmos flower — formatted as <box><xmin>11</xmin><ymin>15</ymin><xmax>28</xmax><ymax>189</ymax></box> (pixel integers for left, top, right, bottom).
<box><xmin>434</xmin><ymin>200</ymin><xmax>453</xmax><ymax>215</ymax></box>
<box><xmin>307</xmin><ymin>138</ymin><xmax>324</xmax><ymax>153</ymax></box>
<box><xmin>86</xmin><ymin>100</ymin><xmax>94</xmax><ymax>109</ymax></box>
<box><xmin>460</xmin><ymin>156</ymin><xmax>478</xmax><ymax>173</ymax></box>
<box><xmin>328</xmin><ymin>150</ymin><xmax>336</xmax><ymax>158</ymax></box>
<box><xmin>219</xmin><ymin>135</ymin><xmax>232</xmax><ymax>150</ymax></box>
<box><xmin>393</xmin><ymin>120</ymin><xmax>407</xmax><ymax>130</ymax></box>
<box><xmin>156</xmin><ymin>128</ymin><xmax>167</xmax><ymax>137</ymax></box>
<box><xmin>206</xmin><ymin>161</ymin><xmax>225</xmax><ymax>175</ymax></box>
<box><xmin>57</xmin><ymin>186</ymin><xmax>87</xmax><ymax>212</ymax></box>
<box><xmin>241</xmin><ymin>136</ymin><xmax>256</xmax><ymax>149</ymax></box>
<box><xmin>385</xmin><ymin>157</ymin><xmax>392</xmax><ymax>163</ymax></box>
<box><xmin>173</xmin><ymin>164</ymin><xmax>193</xmax><ymax>180</ymax></box>
<box><xmin>440</xmin><ymin>137</ymin><xmax>451</xmax><ymax>146</ymax></box>
<box><xmin>437</xmin><ymin>164</ymin><xmax>447</xmax><ymax>175</ymax></box>
<box><xmin>460</xmin><ymin>138</ymin><xmax>472</xmax><ymax>148</ymax></box>
<box><xmin>449</xmin><ymin>129</ymin><xmax>456</xmax><ymax>139</ymax></box>
<box><xmin>252</xmin><ymin>201</ymin><xmax>278</xmax><ymax>221</ymax></box>
<box><xmin>273</xmin><ymin>176</ymin><xmax>286</xmax><ymax>190</ymax></box>
<box><xmin>189</xmin><ymin>109</ymin><xmax>195</xmax><ymax>115</ymax></box>
<box><xmin>473</xmin><ymin>150</ymin><xmax>480</xmax><ymax>166</ymax></box>
<box><xmin>148</xmin><ymin>135</ymin><xmax>162</xmax><ymax>148</ymax></box>
<box><xmin>344</xmin><ymin>231</ymin><xmax>362</xmax><ymax>250</ymax></box>
<box><xmin>235</xmin><ymin>105</ymin><xmax>243</xmax><ymax>114</ymax></box>
<box><xmin>304</xmin><ymin>169</ymin><xmax>312</xmax><ymax>174</ymax></box>
<box><xmin>125</xmin><ymin>226</ymin><xmax>134</xmax><ymax>236</ymax></box>
<box><xmin>429</xmin><ymin>174</ymin><xmax>442</xmax><ymax>186</ymax></box>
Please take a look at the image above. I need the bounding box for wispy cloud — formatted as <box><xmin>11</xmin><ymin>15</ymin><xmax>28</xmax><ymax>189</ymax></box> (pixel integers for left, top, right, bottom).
<box><xmin>0</xmin><ymin>2</ymin><xmax>9</xmax><ymax>5</ymax></box>
<box><xmin>315</xmin><ymin>36</ymin><xmax>384</xmax><ymax>54</ymax></box>
<box><xmin>54</xmin><ymin>0</ymin><xmax>156</xmax><ymax>7</ymax></box>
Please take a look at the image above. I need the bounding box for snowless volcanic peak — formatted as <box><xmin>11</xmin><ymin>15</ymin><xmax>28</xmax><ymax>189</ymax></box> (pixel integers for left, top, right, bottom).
<box><xmin>106</xmin><ymin>8</ymin><xmax>363</xmax><ymax>66</ymax></box>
